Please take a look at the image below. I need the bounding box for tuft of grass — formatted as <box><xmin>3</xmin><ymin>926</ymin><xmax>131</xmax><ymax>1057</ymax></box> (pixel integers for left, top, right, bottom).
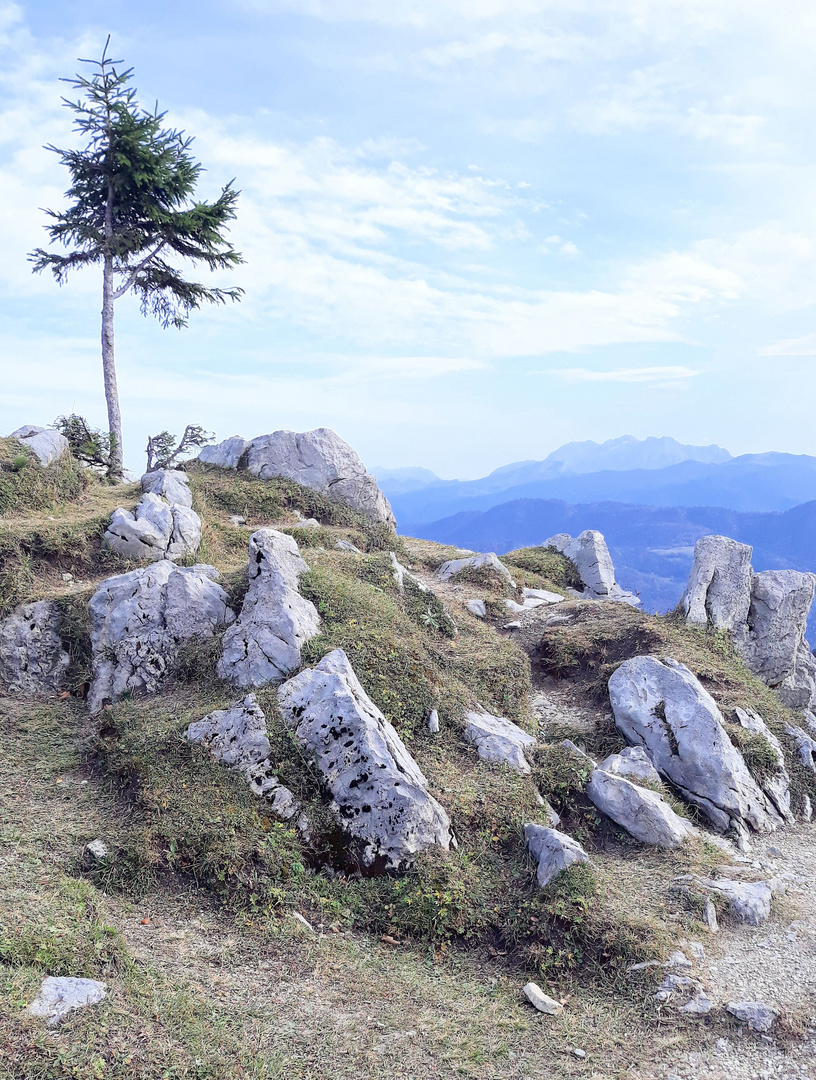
<box><xmin>503</xmin><ymin>545</ymin><xmax>583</xmax><ymax>591</ymax></box>
<box><xmin>0</xmin><ymin>437</ymin><xmax>88</xmax><ymax>517</ymax></box>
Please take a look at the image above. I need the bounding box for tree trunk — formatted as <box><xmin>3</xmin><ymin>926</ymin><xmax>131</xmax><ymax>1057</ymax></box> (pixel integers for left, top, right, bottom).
<box><xmin>102</xmin><ymin>176</ymin><xmax>123</xmax><ymax>480</ymax></box>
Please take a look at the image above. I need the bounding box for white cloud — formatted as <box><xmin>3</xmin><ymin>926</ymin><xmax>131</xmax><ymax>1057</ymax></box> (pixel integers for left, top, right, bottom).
<box><xmin>547</xmin><ymin>365</ymin><xmax>701</xmax><ymax>383</ymax></box>
<box><xmin>760</xmin><ymin>333</ymin><xmax>816</xmax><ymax>357</ymax></box>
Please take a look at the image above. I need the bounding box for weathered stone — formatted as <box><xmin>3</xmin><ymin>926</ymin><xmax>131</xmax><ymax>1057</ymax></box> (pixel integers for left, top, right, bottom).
<box><xmin>244</xmin><ymin>760</ymin><xmax>301</xmax><ymax>820</ymax></box>
<box><xmin>726</xmin><ymin>1001</ymin><xmax>778</xmax><ymax>1032</ymax></box>
<box><xmin>523</xmin><ymin>982</ymin><xmax>564</xmax><ymax>1015</ymax></box>
<box><xmin>103</xmin><ymin>493</ymin><xmax>201</xmax><ymax>563</ymax></box>
<box><xmin>28</xmin><ymin>976</ymin><xmax>106</xmax><ymax>1025</ymax></box>
<box><xmin>679</xmin><ymin>874</ymin><xmax>778</xmax><ymax>925</ymax></box>
<box><xmin>140</xmin><ymin>468</ymin><xmax>193</xmax><ymax>508</ymax></box>
<box><xmin>703</xmin><ymin>899</ymin><xmax>719</xmax><ymax>934</ymax></box>
<box><xmin>681</xmin><ymin>535</ymin><xmax>753</xmax><ymax>631</ymax></box>
<box><xmin>427</xmin><ymin>709</ymin><xmax>440</xmax><ymax>734</ymax></box>
<box><xmin>522</xmin><ymin>587</ymin><xmax>565</xmax><ymax>605</ymax></box>
<box><xmin>784</xmin><ymin>723</ymin><xmax>816</xmax><ymax>772</ymax></box>
<box><xmin>186</xmin><ymin>695</ymin><xmax>270</xmax><ymax>769</ymax></box>
<box><xmin>437</xmin><ymin>551</ymin><xmax>515</xmax><ymax>587</ymax></box>
<box><xmin>465</xmin><ymin>598</ymin><xmax>487</xmax><ymax>618</ymax></box>
<box><xmin>0</xmin><ymin>600</ymin><xmax>69</xmax><ymax>695</ymax></box>
<box><xmin>653</xmin><ymin>972</ymin><xmax>699</xmax><ymax>1003</ymax></box>
<box><xmin>217</xmin><ymin>529</ymin><xmax>320</xmax><ymax>687</ymax></box>
<box><xmin>609</xmin><ymin>656</ymin><xmax>784</xmax><ymax>836</ymax></box>
<box><xmin>524</xmin><ymin>824</ymin><xmax>589</xmax><ymax>888</ymax></box>
<box><xmin>741</xmin><ymin>570</ymin><xmax>816</xmax><ymax>709</ymax></box>
<box><xmin>10</xmin><ymin>424</ymin><xmax>69</xmax><ymax>467</ymax></box>
<box><xmin>87</xmin><ymin>561</ymin><xmax>234</xmax><ymax>714</ymax></box>
<box><xmin>680</xmin><ymin>993</ymin><xmax>713</xmax><ymax>1016</ymax></box>
<box><xmin>389</xmin><ymin>551</ymin><xmax>428</xmax><ymax>596</ymax></box>
<box><xmin>463</xmin><ymin>710</ymin><xmax>536</xmax><ymax>775</ymax></box>
<box><xmin>335</xmin><ymin>539</ymin><xmax>363</xmax><ymax>553</ymax></box>
<box><xmin>277</xmin><ymin>649</ymin><xmax>452</xmax><ymax>868</ymax></box>
<box><xmin>544</xmin><ymin>530</ymin><xmax>639</xmax><ymax>605</ymax></box>
<box><xmin>597</xmin><ymin>745</ymin><xmax>662</xmax><ymax>786</ymax></box>
<box><xmin>735</xmin><ymin>707</ymin><xmax>793</xmax><ymax>821</ymax></box>
<box><xmin>81</xmin><ymin>839</ymin><xmax>109</xmax><ymax>869</ymax></box>
<box><xmin>198</xmin><ymin>435</ymin><xmax>250</xmax><ymax>469</ymax></box>
<box><xmin>246</xmin><ymin>428</ymin><xmax>394</xmax><ymax>525</ymax></box>
<box><xmin>586</xmin><ymin>770</ymin><xmax>693</xmax><ymax>848</ymax></box>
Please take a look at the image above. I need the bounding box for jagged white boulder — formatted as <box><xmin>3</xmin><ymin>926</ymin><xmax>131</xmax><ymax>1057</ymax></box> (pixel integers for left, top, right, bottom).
<box><xmin>103</xmin><ymin>492</ymin><xmax>202</xmax><ymax>563</ymax></box>
<box><xmin>586</xmin><ymin>770</ymin><xmax>693</xmax><ymax>848</ymax></box>
<box><xmin>544</xmin><ymin>530</ymin><xmax>639</xmax><ymax>605</ymax></box>
<box><xmin>0</xmin><ymin>600</ymin><xmax>69</xmax><ymax>694</ymax></box>
<box><xmin>598</xmin><ymin>746</ymin><xmax>662</xmax><ymax>786</ymax></box>
<box><xmin>140</xmin><ymin>468</ymin><xmax>193</xmax><ymax>508</ymax></box>
<box><xmin>277</xmin><ymin>649</ymin><xmax>452</xmax><ymax>868</ymax></box>
<box><xmin>28</xmin><ymin>976</ymin><xmax>107</xmax><ymax>1025</ymax></box>
<box><xmin>246</xmin><ymin>428</ymin><xmax>394</xmax><ymax>525</ymax></box>
<box><xmin>198</xmin><ymin>436</ymin><xmax>250</xmax><ymax>469</ymax></box>
<box><xmin>742</xmin><ymin>570</ymin><xmax>816</xmax><ymax>709</ymax></box>
<box><xmin>217</xmin><ymin>529</ymin><xmax>320</xmax><ymax>687</ymax></box>
<box><xmin>524</xmin><ymin>824</ymin><xmax>589</xmax><ymax>888</ymax></box>
<box><xmin>10</xmin><ymin>424</ymin><xmax>69</xmax><ymax>467</ymax></box>
<box><xmin>681</xmin><ymin>535</ymin><xmax>753</xmax><ymax>631</ymax></box>
<box><xmin>609</xmin><ymin>656</ymin><xmax>784</xmax><ymax>836</ymax></box>
<box><xmin>87</xmin><ymin>561</ymin><xmax>234</xmax><ymax>713</ymax></box>
<box><xmin>437</xmin><ymin>551</ymin><xmax>516</xmax><ymax>586</ymax></box>
<box><xmin>735</xmin><ymin>707</ymin><xmax>793</xmax><ymax>822</ymax></box>
<box><xmin>463</xmin><ymin>710</ymin><xmax>536</xmax><ymax>775</ymax></box>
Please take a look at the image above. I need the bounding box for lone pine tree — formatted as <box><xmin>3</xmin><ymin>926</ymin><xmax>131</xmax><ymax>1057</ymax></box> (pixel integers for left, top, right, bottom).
<box><xmin>30</xmin><ymin>38</ymin><xmax>244</xmax><ymax>478</ymax></box>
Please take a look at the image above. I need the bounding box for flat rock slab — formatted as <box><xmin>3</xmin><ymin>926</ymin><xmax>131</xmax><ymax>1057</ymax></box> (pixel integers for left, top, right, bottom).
<box><xmin>463</xmin><ymin>710</ymin><xmax>536</xmax><ymax>775</ymax></box>
<box><xmin>277</xmin><ymin>648</ymin><xmax>452</xmax><ymax>869</ymax></box>
<box><xmin>524</xmin><ymin>824</ymin><xmax>590</xmax><ymax>888</ymax></box>
<box><xmin>28</xmin><ymin>977</ymin><xmax>106</xmax><ymax>1026</ymax></box>
<box><xmin>0</xmin><ymin>600</ymin><xmax>69</xmax><ymax>695</ymax></box>
<box><xmin>726</xmin><ymin>1001</ymin><xmax>778</xmax><ymax>1032</ymax></box>
<box><xmin>598</xmin><ymin>746</ymin><xmax>662</xmax><ymax>786</ymax></box>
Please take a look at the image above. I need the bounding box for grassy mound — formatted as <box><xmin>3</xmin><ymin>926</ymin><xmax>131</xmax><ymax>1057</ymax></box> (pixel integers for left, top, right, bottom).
<box><xmin>0</xmin><ymin>436</ymin><xmax>89</xmax><ymax>517</ymax></box>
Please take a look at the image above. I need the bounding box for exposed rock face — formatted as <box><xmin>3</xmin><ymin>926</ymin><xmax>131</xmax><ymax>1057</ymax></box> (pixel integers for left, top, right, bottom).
<box><xmin>608</xmin><ymin>656</ymin><xmax>784</xmax><ymax>837</ymax></box>
<box><xmin>0</xmin><ymin>600</ymin><xmax>69</xmax><ymax>694</ymax></box>
<box><xmin>586</xmin><ymin>770</ymin><xmax>693</xmax><ymax>848</ymax></box>
<box><xmin>598</xmin><ymin>746</ymin><xmax>662</xmax><ymax>786</ymax></box>
<box><xmin>198</xmin><ymin>436</ymin><xmax>250</xmax><ymax>469</ymax></box>
<box><xmin>28</xmin><ymin>977</ymin><xmax>106</xmax><ymax>1026</ymax></box>
<box><xmin>277</xmin><ymin>649</ymin><xmax>453</xmax><ymax>869</ymax></box>
<box><xmin>544</xmin><ymin>530</ymin><xmax>639</xmax><ymax>605</ymax></box>
<box><xmin>681</xmin><ymin>535</ymin><xmax>753</xmax><ymax>631</ymax></box>
<box><xmin>246</xmin><ymin>428</ymin><xmax>394</xmax><ymax>525</ymax></box>
<box><xmin>524</xmin><ymin>824</ymin><xmax>589</xmax><ymax>888</ymax></box>
<box><xmin>217</xmin><ymin>529</ymin><xmax>320</xmax><ymax>687</ymax></box>
<box><xmin>742</xmin><ymin>570</ymin><xmax>816</xmax><ymax>709</ymax></box>
<box><xmin>437</xmin><ymin>552</ymin><xmax>516</xmax><ymax>587</ymax></box>
<box><xmin>465</xmin><ymin>598</ymin><xmax>487</xmax><ymax>619</ymax></box>
<box><xmin>10</xmin><ymin>424</ymin><xmax>69</xmax><ymax>467</ymax></box>
<box><xmin>735</xmin><ymin>707</ymin><xmax>793</xmax><ymax>822</ymax></box>
<box><xmin>677</xmin><ymin>875</ymin><xmax>780</xmax><ymax>925</ymax></box>
<box><xmin>87</xmin><ymin>561</ymin><xmax>234</xmax><ymax>714</ymax></box>
<box><xmin>784</xmin><ymin>723</ymin><xmax>816</xmax><ymax>772</ymax></box>
<box><xmin>463</xmin><ymin>710</ymin><xmax>536</xmax><ymax>775</ymax></box>
<box><xmin>103</xmin><ymin>493</ymin><xmax>202</xmax><ymax>562</ymax></box>
<box><xmin>140</xmin><ymin>468</ymin><xmax>193</xmax><ymax>508</ymax></box>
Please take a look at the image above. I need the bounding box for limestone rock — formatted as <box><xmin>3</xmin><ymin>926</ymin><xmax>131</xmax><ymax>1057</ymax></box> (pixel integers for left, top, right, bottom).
<box><xmin>217</xmin><ymin>529</ymin><xmax>320</xmax><ymax>687</ymax></box>
<box><xmin>680</xmin><ymin>993</ymin><xmax>713</xmax><ymax>1016</ymax></box>
<box><xmin>586</xmin><ymin>770</ymin><xmax>693</xmax><ymax>848</ymax></box>
<box><xmin>0</xmin><ymin>600</ymin><xmax>69</xmax><ymax>695</ymax></box>
<box><xmin>522</xmin><ymin>982</ymin><xmax>564</xmax><ymax>1015</ymax></box>
<box><xmin>140</xmin><ymin>468</ymin><xmax>193</xmax><ymax>508</ymax></box>
<box><xmin>522</xmin><ymin>587</ymin><xmax>565</xmax><ymax>605</ymax></box>
<box><xmin>437</xmin><ymin>551</ymin><xmax>516</xmax><ymax>587</ymax></box>
<box><xmin>465</xmin><ymin>599</ymin><xmax>487</xmax><ymax>618</ymax></box>
<box><xmin>735</xmin><ymin>707</ymin><xmax>793</xmax><ymax>821</ymax></box>
<box><xmin>28</xmin><ymin>976</ymin><xmax>106</xmax><ymax>1025</ymax></box>
<box><xmin>726</xmin><ymin>1001</ymin><xmax>778</xmax><ymax>1032</ymax></box>
<box><xmin>87</xmin><ymin>561</ymin><xmax>234</xmax><ymax>713</ymax></box>
<box><xmin>784</xmin><ymin>723</ymin><xmax>816</xmax><ymax>772</ymax></box>
<box><xmin>198</xmin><ymin>435</ymin><xmax>250</xmax><ymax>469</ymax></box>
<box><xmin>81</xmin><ymin>839</ymin><xmax>110</xmax><ymax>869</ymax></box>
<box><xmin>11</xmin><ymin>424</ymin><xmax>69</xmax><ymax>467</ymax></box>
<box><xmin>335</xmin><ymin>539</ymin><xmax>363</xmax><ymax>554</ymax></box>
<box><xmin>277</xmin><ymin>649</ymin><xmax>452</xmax><ymax>869</ymax></box>
<box><xmin>681</xmin><ymin>535</ymin><xmax>753</xmax><ymax>631</ymax></box>
<box><xmin>609</xmin><ymin>656</ymin><xmax>784</xmax><ymax>836</ymax></box>
<box><xmin>463</xmin><ymin>710</ymin><xmax>536</xmax><ymax>775</ymax></box>
<box><xmin>186</xmin><ymin>695</ymin><xmax>270</xmax><ymax>770</ymax></box>
<box><xmin>597</xmin><ymin>746</ymin><xmax>662</xmax><ymax>786</ymax></box>
<box><xmin>103</xmin><ymin>493</ymin><xmax>201</xmax><ymax>563</ymax></box>
<box><xmin>247</xmin><ymin>428</ymin><xmax>394</xmax><ymax>525</ymax></box>
<box><xmin>679</xmin><ymin>875</ymin><xmax>778</xmax><ymax>925</ymax></box>
<box><xmin>389</xmin><ymin>551</ymin><xmax>428</xmax><ymax>596</ymax></box>
<box><xmin>742</xmin><ymin>570</ymin><xmax>816</xmax><ymax>709</ymax></box>
<box><xmin>524</xmin><ymin>824</ymin><xmax>589</xmax><ymax>888</ymax></box>
<box><xmin>544</xmin><ymin>530</ymin><xmax>639</xmax><ymax>605</ymax></box>
<box><xmin>427</xmin><ymin>709</ymin><xmax>440</xmax><ymax>734</ymax></box>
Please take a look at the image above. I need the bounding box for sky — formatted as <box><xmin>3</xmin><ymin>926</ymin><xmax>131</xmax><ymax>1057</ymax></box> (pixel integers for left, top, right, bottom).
<box><xmin>1</xmin><ymin>1</ymin><xmax>816</xmax><ymax>478</ymax></box>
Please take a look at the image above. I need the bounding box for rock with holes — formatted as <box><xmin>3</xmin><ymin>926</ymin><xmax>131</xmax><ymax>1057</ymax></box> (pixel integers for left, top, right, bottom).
<box><xmin>277</xmin><ymin>648</ymin><xmax>452</xmax><ymax>869</ymax></box>
<box><xmin>735</xmin><ymin>707</ymin><xmax>793</xmax><ymax>822</ymax></box>
<box><xmin>28</xmin><ymin>976</ymin><xmax>107</xmax><ymax>1026</ymax></box>
<box><xmin>587</xmin><ymin>770</ymin><xmax>694</xmax><ymax>848</ymax></box>
<box><xmin>10</xmin><ymin>424</ymin><xmax>69</xmax><ymax>467</ymax></box>
<box><xmin>217</xmin><ymin>529</ymin><xmax>320</xmax><ymax>687</ymax></box>
<box><xmin>0</xmin><ymin>600</ymin><xmax>69</xmax><ymax>695</ymax></box>
<box><xmin>246</xmin><ymin>428</ymin><xmax>394</xmax><ymax>525</ymax></box>
<box><xmin>87</xmin><ymin>561</ymin><xmax>234</xmax><ymax>713</ymax></box>
<box><xmin>524</xmin><ymin>824</ymin><xmax>589</xmax><ymax>888</ymax></box>
<box><xmin>463</xmin><ymin>710</ymin><xmax>536</xmax><ymax>775</ymax></box>
<box><xmin>741</xmin><ymin>570</ymin><xmax>816</xmax><ymax>710</ymax></box>
<box><xmin>544</xmin><ymin>530</ymin><xmax>639</xmax><ymax>605</ymax></box>
<box><xmin>198</xmin><ymin>435</ymin><xmax>251</xmax><ymax>470</ymax></box>
<box><xmin>437</xmin><ymin>551</ymin><xmax>516</xmax><ymax>587</ymax></box>
<box><xmin>140</xmin><ymin>468</ymin><xmax>193</xmax><ymax>508</ymax></box>
<box><xmin>598</xmin><ymin>746</ymin><xmax>662</xmax><ymax>786</ymax></box>
<box><xmin>185</xmin><ymin>694</ymin><xmax>271</xmax><ymax>769</ymax></box>
<box><xmin>681</xmin><ymin>535</ymin><xmax>753</xmax><ymax>631</ymax></box>
<box><xmin>608</xmin><ymin>656</ymin><xmax>784</xmax><ymax>836</ymax></box>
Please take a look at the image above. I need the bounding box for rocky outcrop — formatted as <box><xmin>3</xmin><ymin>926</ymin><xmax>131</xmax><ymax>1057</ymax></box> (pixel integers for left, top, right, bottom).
<box><xmin>0</xmin><ymin>600</ymin><xmax>69</xmax><ymax>695</ymax></box>
<box><xmin>103</xmin><ymin>470</ymin><xmax>201</xmax><ymax>563</ymax></box>
<box><xmin>586</xmin><ymin>769</ymin><xmax>693</xmax><ymax>848</ymax></box>
<box><xmin>437</xmin><ymin>552</ymin><xmax>516</xmax><ymax>587</ymax></box>
<box><xmin>608</xmin><ymin>656</ymin><xmax>785</xmax><ymax>837</ymax></box>
<box><xmin>217</xmin><ymin>529</ymin><xmax>320</xmax><ymax>687</ymax></box>
<box><xmin>681</xmin><ymin>535</ymin><xmax>753</xmax><ymax>631</ymax></box>
<box><xmin>463</xmin><ymin>710</ymin><xmax>536</xmax><ymax>775</ymax></box>
<box><xmin>28</xmin><ymin>977</ymin><xmax>106</xmax><ymax>1026</ymax></box>
<box><xmin>140</xmin><ymin>468</ymin><xmax>193</xmax><ymax>508</ymax></box>
<box><xmin>544</xmin><ymin>530</ymin><xmax>639</xmax><ymax>605</ymax></box>
<box><xmin>87</xmin><ymin>561</ymin><xmax>234</xmax><ymax>713</ymax></box>
<box><xmin>198</xmin><ymin>436</ymin><xmax>249</xmax><ymax>470</ymax></box>
<box><xmin>10</xmin><ymin>424</ymin><xmax>69</xmax><ymax>467</ymax></box>
<box><xmin>597</xmin><ymin>746</ymin><xmax>662</xmax><ymax>786</ymax></box>
<box><xmin>734</xmin><ymin>707</ymin><xmax>793</xmax><ymax>822</ymax></box>
<box><xmin>524</xmin><ymin>824</ymin><xmax>589</xmax><ymax>888</ymax></box>
<box><xmin>277</xmin><ymin>649</ymin><xmax>453</xmax><ymax>869</ymax></box>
